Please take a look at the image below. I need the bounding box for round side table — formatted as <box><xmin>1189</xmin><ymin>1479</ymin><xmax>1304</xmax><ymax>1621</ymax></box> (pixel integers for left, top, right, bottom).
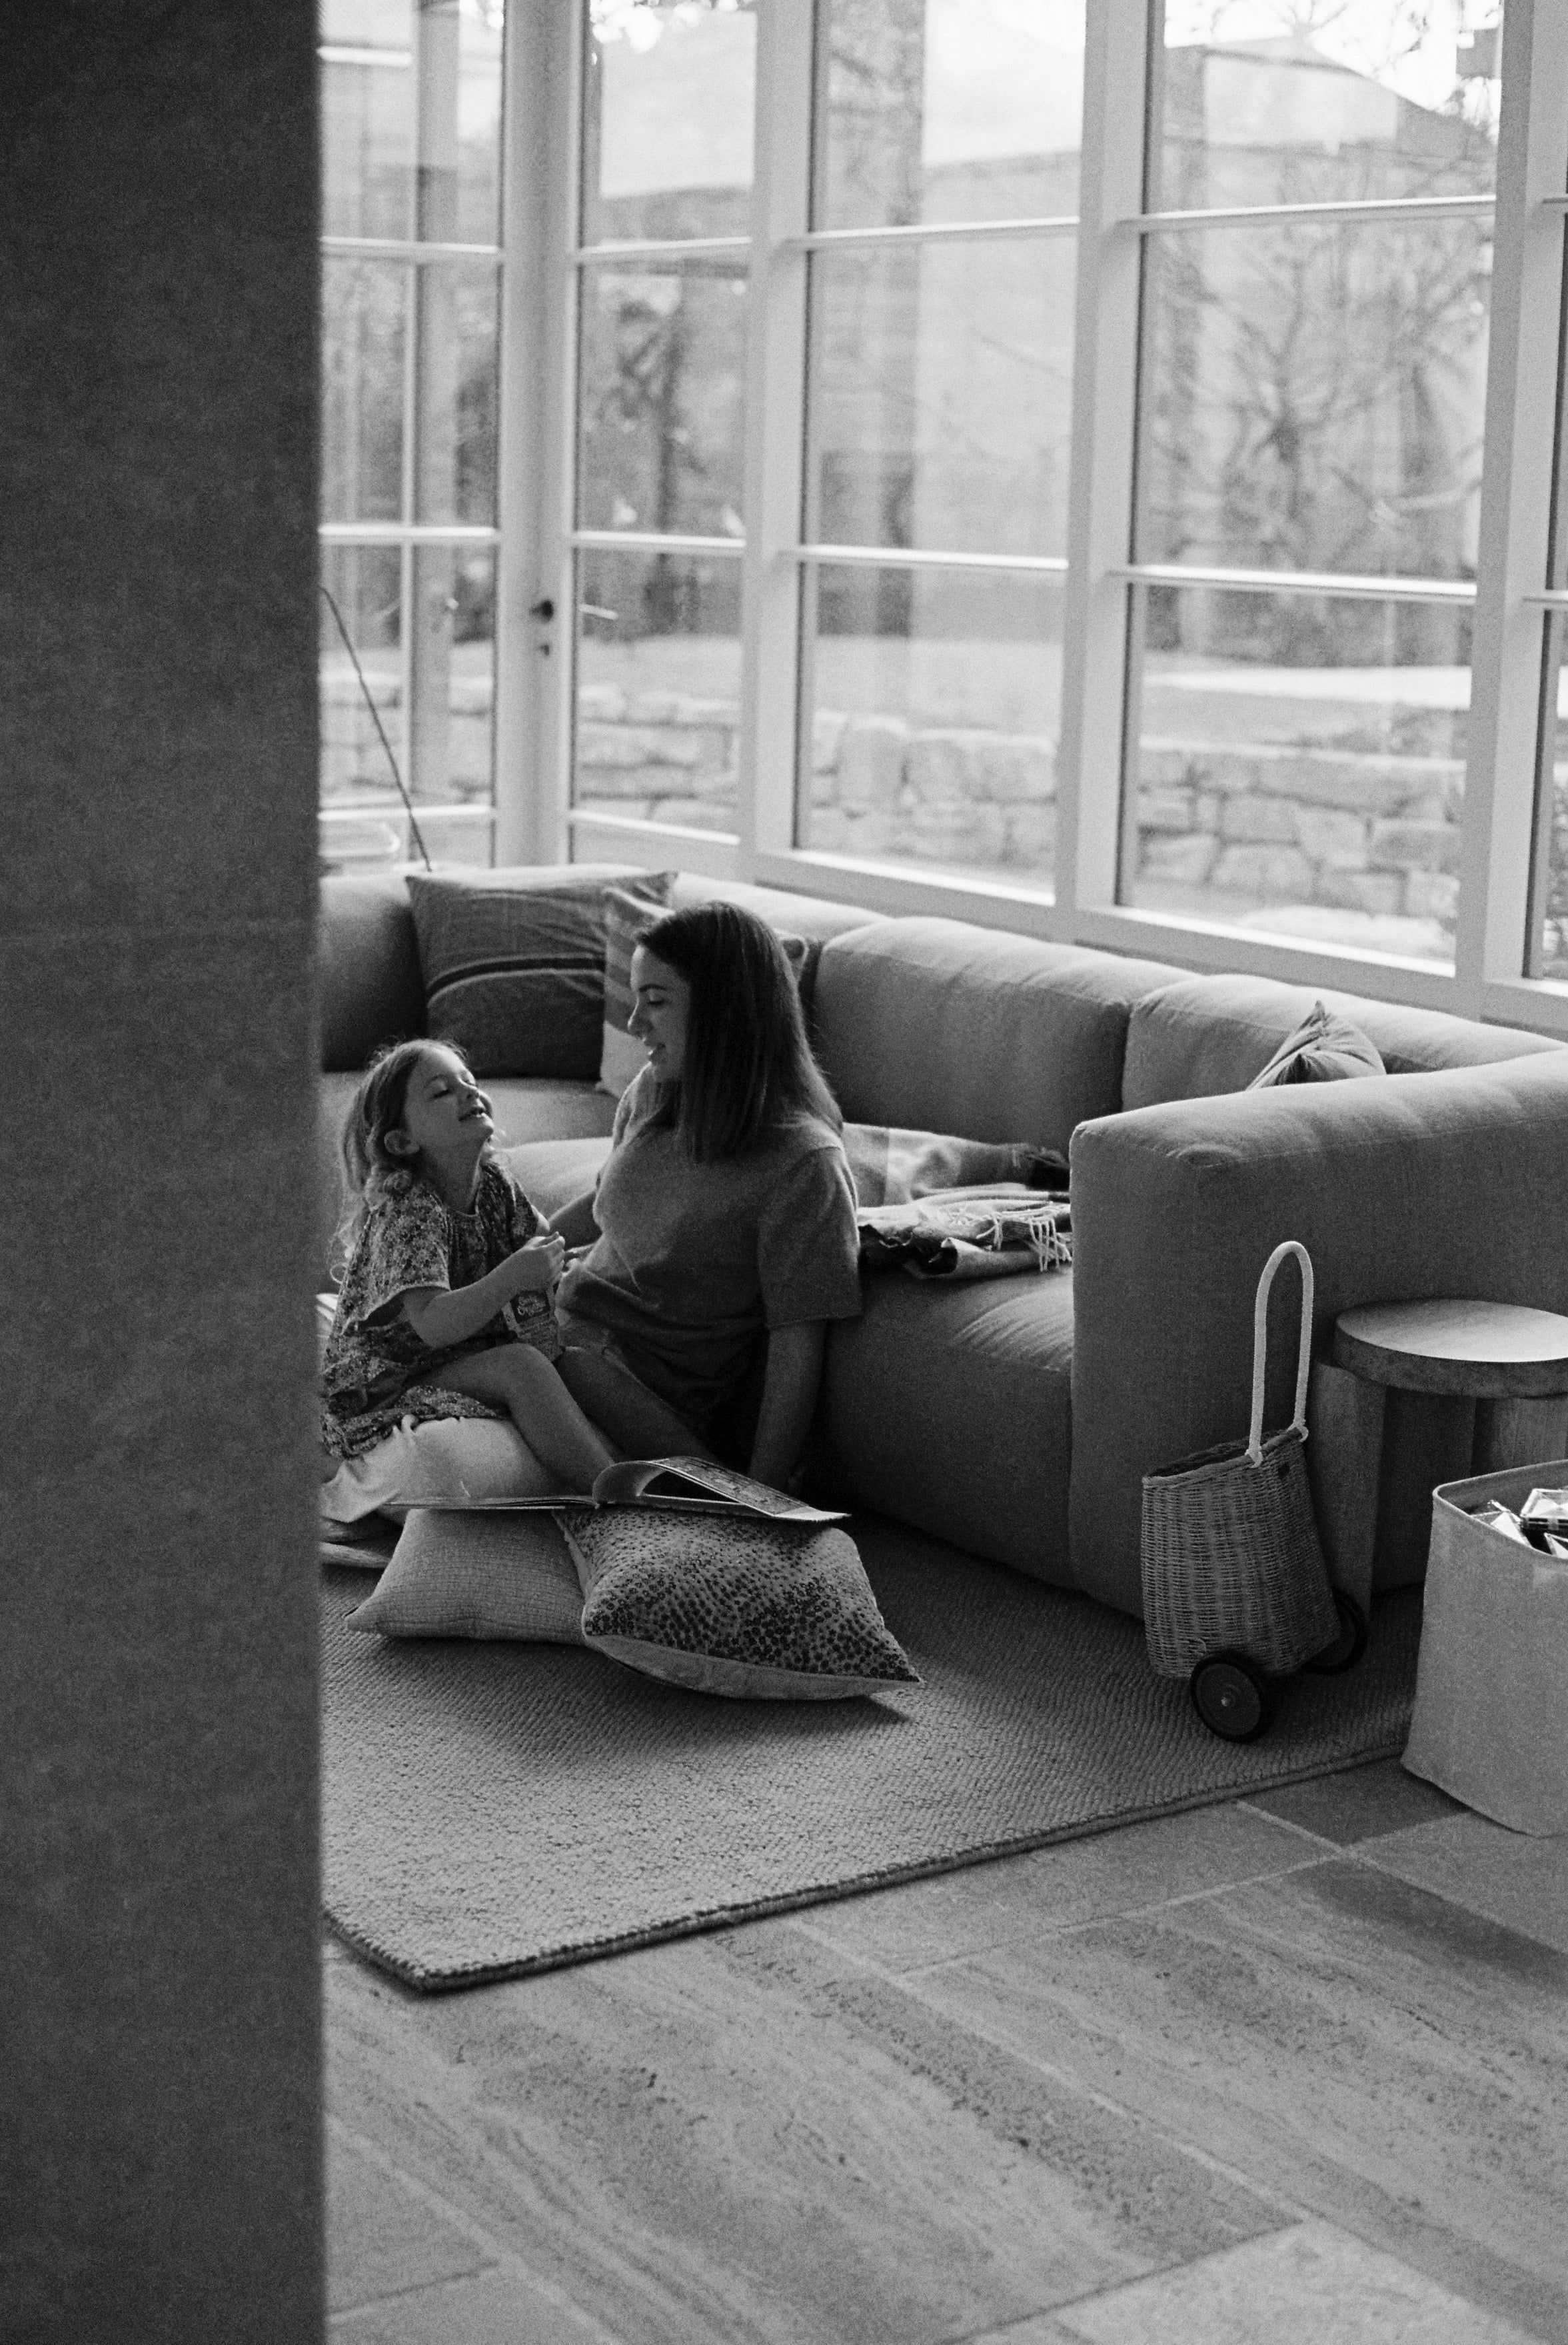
<box><xmin>1333</xmin><ymin>1298</ymin><xmax>1568</xmax><ymax>1477</ymax></box>
<box><xmin>1306</xmin><ymin>1299</ymin><xmax>1568</xmax><ymax>1620</ymax></box>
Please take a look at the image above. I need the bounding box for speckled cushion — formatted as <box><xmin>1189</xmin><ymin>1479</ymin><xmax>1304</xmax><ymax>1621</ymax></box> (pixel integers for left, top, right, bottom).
<box><xmin>562</xmin><ymin>1510</ymin><xmax>920</xmax><ymax>1700</ymax></box>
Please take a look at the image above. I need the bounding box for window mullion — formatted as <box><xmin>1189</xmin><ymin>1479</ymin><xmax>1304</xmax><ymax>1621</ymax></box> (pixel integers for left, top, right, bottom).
<box><xmin>494</xmin><ymin>0</ymin><xmax>578</xmax><ymax>867</ymax></box>
<box><xmin>736</xmin><ymin>0</ymin><xmax>814</xmax><ymax>872</ymax></box>
<box><xmin>1055</xmin><ymin>0</ymin><xmax>1148</xmax><ymax>928</ymax></box>
<box><xmin>1462</xmin><ymin>0</ymin><xmax>1568</xmax><ymax>1007</ymax></box>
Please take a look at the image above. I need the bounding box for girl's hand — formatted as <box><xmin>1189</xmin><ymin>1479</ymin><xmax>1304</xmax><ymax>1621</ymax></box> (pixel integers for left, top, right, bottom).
<box><xmin>508</xmin><ymin>1234</ymin><xmax>566</xmax><ymax>1294</ymax></box>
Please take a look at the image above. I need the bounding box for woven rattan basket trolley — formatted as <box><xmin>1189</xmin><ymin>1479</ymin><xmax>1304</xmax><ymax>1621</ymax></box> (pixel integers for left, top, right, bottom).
<box><xmin>1141</xmin><ymin>1240</ymin><xmax>1365</xmax><ymax>1742</ymax></box>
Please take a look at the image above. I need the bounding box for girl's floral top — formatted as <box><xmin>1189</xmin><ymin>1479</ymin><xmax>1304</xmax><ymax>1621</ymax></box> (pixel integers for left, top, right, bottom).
<box><xmin>321</xmin><ymin>1158</ymin><xmax>558</xmax><ymax>1459</ymax></box>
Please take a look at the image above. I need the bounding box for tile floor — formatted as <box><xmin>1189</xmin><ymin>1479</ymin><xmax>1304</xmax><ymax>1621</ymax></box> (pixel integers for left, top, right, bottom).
<box><xmin>325</xmin><ymin>1760</ymin><xmax>1568</xmax><ymax>2344</ymax></box>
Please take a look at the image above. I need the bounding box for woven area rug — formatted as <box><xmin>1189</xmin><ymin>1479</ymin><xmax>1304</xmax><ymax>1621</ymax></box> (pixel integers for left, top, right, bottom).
<box><xmin>321</xmin><ymin>1516</ymin><xmax>1423</xmax><ymax>1992</ymax></box>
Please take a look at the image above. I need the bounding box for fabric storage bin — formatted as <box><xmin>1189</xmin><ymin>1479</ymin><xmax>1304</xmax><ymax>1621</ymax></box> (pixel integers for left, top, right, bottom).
<box><xmin>1403</xmin><ymin>1456</ymin><xmax>1568</xmax><ymax>1835</ymax></box>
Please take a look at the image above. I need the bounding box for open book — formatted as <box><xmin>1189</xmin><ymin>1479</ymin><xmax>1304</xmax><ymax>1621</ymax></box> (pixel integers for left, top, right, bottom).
<box><xmin>432</xmin><ymin>1454</ymin><xmax>846</xmax><ymax>1525</ymax></box>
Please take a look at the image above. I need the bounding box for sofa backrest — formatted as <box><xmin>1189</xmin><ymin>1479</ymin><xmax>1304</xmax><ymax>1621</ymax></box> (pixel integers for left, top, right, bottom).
<box><xmin>1122</xmin><ymin>972</ymin><xmax>1565</xmax><ymax>1110</ymax></box>
<box><xmin>812</xmin><ymin>917</ymin><xmax>1187</xmax><ymax>1154</ymax></box>
<box><xmin>317</xmin><ymin>865</ymin><xmax>883</xmax><ymax>1073</ymax></box>
<box><xmin>319</xmin><ymin>872</ymin><xmax>426</xmax><ymax>1071</ymax></box>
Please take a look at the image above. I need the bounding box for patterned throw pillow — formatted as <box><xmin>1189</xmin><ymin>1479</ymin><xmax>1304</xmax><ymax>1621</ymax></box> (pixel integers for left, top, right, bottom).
<box><xmin>346</xmin><ymin>1508</ymin><xmax>586</xmax><ymax>1643</ymax></box>
<box><xmin>598</xmin><ymin>888</ymin><xmax>811</xmax><ymax>1099</ymax></box>
<box><xmin>406</xmin><ymin>869</ymin><xmax>671</xmax><ymax>1079</ymax></box>
<box><xmin>562</xmin><ymin>1509</ymin><xmax>920</xmax><ymax>1699</ymax></box>
<box><xmin>1247</xmin><ymin>1001</ymin><xmax>1385</xmax><ymax>1089</ymax></box>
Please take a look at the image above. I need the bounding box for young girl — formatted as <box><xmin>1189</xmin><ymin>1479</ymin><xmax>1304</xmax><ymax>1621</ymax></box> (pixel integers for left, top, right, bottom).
<box><xmin>321</xmin><ymin>1039</ymin><xmax>616</xmax><ymax>1492</ymax></box>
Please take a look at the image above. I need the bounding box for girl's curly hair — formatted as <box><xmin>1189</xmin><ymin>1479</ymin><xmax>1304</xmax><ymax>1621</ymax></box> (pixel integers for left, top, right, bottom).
<box><xmin>331</xmin><ymin>1037</ymin><xmax>486</xmax><ymax>1271</ymax></box>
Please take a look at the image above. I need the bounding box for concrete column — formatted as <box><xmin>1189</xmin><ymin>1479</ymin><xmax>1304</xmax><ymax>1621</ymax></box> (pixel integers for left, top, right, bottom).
<box><xmin>1</xmin><ymin>7</ymin><xmax>324</xmax><ymax>2339</ymax></box>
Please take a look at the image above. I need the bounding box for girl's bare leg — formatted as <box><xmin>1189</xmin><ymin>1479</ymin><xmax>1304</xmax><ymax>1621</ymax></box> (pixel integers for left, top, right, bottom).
<box><xmin>410</xmin><ymin>1347</ymin><xmax>616</xmax><ymax>1492</ymax></box>
<box><xmin>556</xmin><ymin>1346</ymin><xmax>715</xmax><ymax>1465</ymax></box>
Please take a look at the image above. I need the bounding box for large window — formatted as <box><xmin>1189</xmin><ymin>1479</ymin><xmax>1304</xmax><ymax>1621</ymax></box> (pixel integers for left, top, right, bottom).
<box><xmin>319</xmin><ymin>0</ymin><xmax>504</xmax><ymax>872</ymax></box>
<box><xmin>1118</xmin><ymin>6</ymin><xmax>1499</xmax><ymax>967</ymax></box>
<box><xmin>320</xmin><ymin>0</ymin><xmax>1568</xmax><ymax>1032</ymax></box>
<box><xmin>570</xmin><ymin>1</ymin><xmax>754</xmax><ymax>847</ymax></box>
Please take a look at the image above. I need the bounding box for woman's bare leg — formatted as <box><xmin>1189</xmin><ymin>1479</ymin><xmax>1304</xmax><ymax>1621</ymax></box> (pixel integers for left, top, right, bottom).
<box><xmin>556</xmin><ymin>1346</ymin><xmax>715</xmax><ymax>1464</ymax></box>
<box><xmin>410</xmin><ymin>1347</ymin><xmax>617</xmax><ymax>1492</ymax></box>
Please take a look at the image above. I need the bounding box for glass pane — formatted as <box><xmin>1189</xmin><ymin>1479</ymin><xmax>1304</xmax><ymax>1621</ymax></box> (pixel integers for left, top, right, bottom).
<box><xmin>796</xmin><ymin>563</ymin><xmax>1062</xmax><ymax>885</ymax></box>
<box><xmin>321</xmin><ymin>0</ymin><xmax>414</xmax><ymax>241</ymax></box>
<box><xmin>582</xmin><ymin>1</ymin><xmax>756</xmax><ymax>247</ymax></box>
<box><xmin>457</xmin><ymin>2</ymin><xmax>506</xmax><ymax>244</ymax></box>
<box><xmin>1152</xmin><ymin>3</ymin><xmax>1503</xmax><ymax>211</ymax></box>
<box><xmin>412</xmin><ymin>0</ymin><xmax>505</xmax><ymax>245</ymax></box>
<box><xmin>406</xmin><ymin>545</ymin><xmax>495</xmax><ymax>814</ymax></box>
<box><xmin>1135</xmin><ymin>217</ymin><xmax>1491</xmax><ymax>580</ymax></box>
<box><xmin>572</xmin><ymin>548</ymin><xmax>742</xmax><ymax>832</ymax></box>
<box><xmin>576</xmin><ymin>261</ymin><xmax>748</xmax><ymax>537</ymax></box>
<box><xmin>321</xmin><ymin>259</ymin><xmax>406</xmax><ymax>525</ymax></box>
<box><xmin>320</xmin><ymin>545</ymin><xmax>406</xmax><ymax>871</ymax></box>
<box><xmin>413</xmin><ymin>262</ymin><xmax>498</xmax><ymax>524</ymax></box>
<box><xmin>1537</xmin><ymin>618</ymin><xmax>1568</xmax><ymax>977</ymax></box>
<box><xmin>815</xmin><ymin>0</ymin><xmax>1086</xmax><ymax>234</ymax></box>
<box><xmin>1120</xmin><ymin>584</ymin><xmax>1470</xmax><ymax>965</ymax></box>
<box><xmin>806</xmin><ymin>239</ymin><xmax>1075</xmax><ymax>556</ymax></box>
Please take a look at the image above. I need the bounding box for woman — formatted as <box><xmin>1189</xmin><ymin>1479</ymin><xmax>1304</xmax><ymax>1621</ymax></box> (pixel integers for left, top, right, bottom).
<box><xmin>554</xmin><ymin>903</ymin><xmax>862</xmax><ymax>1490</ymax></box>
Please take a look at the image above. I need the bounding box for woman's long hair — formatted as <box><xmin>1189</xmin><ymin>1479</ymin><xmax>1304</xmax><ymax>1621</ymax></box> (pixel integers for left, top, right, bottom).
<box><xmin>634</xmin><ymin>903</ymin><xmax>842</xmax><ymax>1161</ymax></box>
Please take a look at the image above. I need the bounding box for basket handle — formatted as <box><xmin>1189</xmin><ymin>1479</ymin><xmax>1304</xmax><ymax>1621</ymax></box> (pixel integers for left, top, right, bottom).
<box><xmin>1247</xmin><ymin>1240</ymin><xmax>1315</xmax><ymax>1465</ymax></box>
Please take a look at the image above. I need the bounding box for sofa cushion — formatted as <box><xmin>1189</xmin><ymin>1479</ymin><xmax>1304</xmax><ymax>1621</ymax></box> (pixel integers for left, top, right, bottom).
<box><xmin>1124</xmin><ymin>973</ymin><xmax>1564</xmax><ymax>1109</ymax></box>
<box><xmin>406</xmin><ymin>866</ymin><xmax>670</xmax><ymax>1079</ymax></box>
<box><xmin>811</xmin><ymin>919</ymin><xmax>1186</xmax><ymax>1155</ymax></box>
<box><xmin>319</xmin><ymin>873</ymin><xmax>426</xmax><ymax>1071</ymax></box>
<box><xmin>822</xmin><ymin>1266</ymin><xmax>1076</xmax><ymax>1582</ymax></box>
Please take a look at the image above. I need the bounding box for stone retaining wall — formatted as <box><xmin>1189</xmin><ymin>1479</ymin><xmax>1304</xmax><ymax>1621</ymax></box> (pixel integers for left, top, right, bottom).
<box><xmin>575</xmin><ymin>686</ymin><xmax>1463</xmax><ymax>922</ymax></box>
<box><xmin>319</xmin><ymin>673</ymin><xmax>1469</xmax><ymax>929</ymax></box>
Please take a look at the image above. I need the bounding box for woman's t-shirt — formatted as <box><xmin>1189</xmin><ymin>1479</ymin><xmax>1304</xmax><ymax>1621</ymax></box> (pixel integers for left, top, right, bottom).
<box><xmin>556</xmin><ymin>1069</ymin><xmax>862</xmax><ymax>1424</ymax></box>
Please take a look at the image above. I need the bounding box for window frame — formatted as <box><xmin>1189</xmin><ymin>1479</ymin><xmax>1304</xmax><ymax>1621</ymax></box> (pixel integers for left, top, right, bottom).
<box><xmin>485</xmin><ymin>0</ymin><xmax>1568</xmax><ymax>1027</ymax></box>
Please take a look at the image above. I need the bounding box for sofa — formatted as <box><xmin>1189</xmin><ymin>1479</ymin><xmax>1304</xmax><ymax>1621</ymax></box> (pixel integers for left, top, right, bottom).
<box><xmin>317</xmin><ymin>866</ymin><xmax>1568</xmax><ymax>1620</ymax></box>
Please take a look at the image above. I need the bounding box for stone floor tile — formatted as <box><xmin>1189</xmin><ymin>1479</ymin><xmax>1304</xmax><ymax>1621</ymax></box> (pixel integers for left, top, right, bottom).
<box><xmin>1241</xmin><ymin>1758</ymin><xmax>1464</xmax><ymax>1846</ymax></box>
<box><xmin>902</xmin><ymin>1859</ymin><xmax>1568</xmax><ymax>2339</ymax></box>
<box><xmin>795</xmin><ymin>1804</ymin><xmax>1317</xmax><ymax>1974</ymax></box>
<box><xmin>1359</xmin><ymin>1812</ymin><xmax>1568</xmax><ymax>1956</ymax></box>
<box><xmin>330</xmin><ymin>2262</ymin><xmax>616</xmax><ymax>2342</ymax></box>
<box><xmin>1050</xmin><ymin>2219</ymin><xmax>1540</xmax><ymax>2344</ymax></box>
<box><xmin>326</xmin><ymin>1915</ymin><xmax>1281</xmax><ymax>2345</ymax></box>
<box><xmin>327</xmin><ymin>2124</ymin><xmax>492</xmax><ymax>2314</ymax></box>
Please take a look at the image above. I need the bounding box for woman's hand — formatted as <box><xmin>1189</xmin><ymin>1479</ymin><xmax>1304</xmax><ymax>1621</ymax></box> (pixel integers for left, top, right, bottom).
<box><xmin>506</xmin><ymin>1234</ymin><xmax>566</xmax><ymax>1294</ymax></box>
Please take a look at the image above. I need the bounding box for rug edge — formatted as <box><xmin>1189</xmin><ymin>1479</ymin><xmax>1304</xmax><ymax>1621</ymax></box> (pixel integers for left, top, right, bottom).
<box><xmin>323</xmin><ymin>1730</ymin><xmax>1410</xmax><ymax>1994</ymax></box>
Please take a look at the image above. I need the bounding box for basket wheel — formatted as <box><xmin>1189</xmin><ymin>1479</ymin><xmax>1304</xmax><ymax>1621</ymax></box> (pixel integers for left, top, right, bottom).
<box><xmin>1301</xmin><ymin>1588</ymin><xmax>1368</xmax><ymax>1678</ymax></box>
<box><xmin>1189</xmin><ymin>1652</ymin><xmax>1274</xmax><ymax>1742</ymax></box>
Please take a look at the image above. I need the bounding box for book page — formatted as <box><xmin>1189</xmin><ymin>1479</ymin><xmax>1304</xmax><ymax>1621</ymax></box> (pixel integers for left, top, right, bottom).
<box><xmin>592</xmin><ymin>1456</ymin><xmax>846</xmax><ymax>1522</ymax></box>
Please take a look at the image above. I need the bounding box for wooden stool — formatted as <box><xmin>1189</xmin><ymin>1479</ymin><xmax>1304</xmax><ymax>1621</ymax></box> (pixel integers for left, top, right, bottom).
<box><xmin>1307</xmin><ymin>1298</ymin><xmax>1568</xmax><ymax>1618</ymax></box>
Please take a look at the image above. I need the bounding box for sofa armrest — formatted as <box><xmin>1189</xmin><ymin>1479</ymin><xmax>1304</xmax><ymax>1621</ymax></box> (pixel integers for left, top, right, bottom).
<box><xmin>1067</xmin><ymin>1053</ymin><xmax>1568</xmax><ymax>1618</ymax></box>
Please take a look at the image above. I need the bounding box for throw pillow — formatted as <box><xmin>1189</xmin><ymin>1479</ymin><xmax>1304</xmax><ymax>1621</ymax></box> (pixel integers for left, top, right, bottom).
<box><xmin>406</xmin><ymin>868</ymin><xmax>670</xmax><ymax>1079</ymax></box>
<box><xmin>562</xmin><ymin>1509</ymin><xmax>920</xmax><ymax>1699</ymax></box>
<box><xmin>598</xmin><ymin>888</ymin><xmax>810</xmax><ymax>1099</ymax></box>
<box><xmin>346</xmin><ymin>1508</ymin><xmax>586</xmax><ymax>1642</ymax></box>
<box><xmin>1247</xmin><ymin>1001</ymin><xmax>1385</xmax><ymax>1089</ymax></box>
<box><xmin>844</xmin><ymin>1125</ymin><xmax>1068</xmax><ymax>1208</ymax></box>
